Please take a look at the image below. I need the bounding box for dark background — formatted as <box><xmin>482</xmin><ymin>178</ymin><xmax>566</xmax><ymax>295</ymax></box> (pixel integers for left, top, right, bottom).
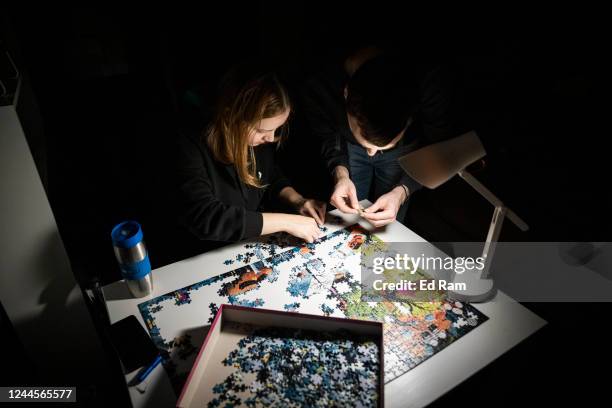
<box><xmin>2</xmin><ymin>2</ymin><xmax>610</xmax><ymax>406</ymax></box>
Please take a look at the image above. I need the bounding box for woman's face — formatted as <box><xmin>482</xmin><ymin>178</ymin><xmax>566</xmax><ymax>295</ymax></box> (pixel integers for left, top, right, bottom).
<box><xmin>247</xmin><ymin>109</ymin><xmax>290</xmax><ymax>147</ymax></box>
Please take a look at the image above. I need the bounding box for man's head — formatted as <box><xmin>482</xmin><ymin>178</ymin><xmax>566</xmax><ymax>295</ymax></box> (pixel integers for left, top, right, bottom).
<box><xmin>345</xmin><ymin>56</ymin><xmax>419</xmax><ymax>156</ymax></box>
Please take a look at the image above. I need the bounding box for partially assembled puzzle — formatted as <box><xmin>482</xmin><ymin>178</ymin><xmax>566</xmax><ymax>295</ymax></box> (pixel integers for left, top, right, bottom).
<box><xmin>138</xmin><ymin>224</ymin><xmax>488</xmax><ymax>394</ymax></box>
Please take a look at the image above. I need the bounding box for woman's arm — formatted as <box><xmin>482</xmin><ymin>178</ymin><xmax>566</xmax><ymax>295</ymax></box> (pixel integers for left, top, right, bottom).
<box><xmin>261</xmin><ymin>213</ymin><xmax>322</xmax><ymax>243</ymax></box>
<box><xmin>176</xmin><ymin>134</ymin><xmax>264</xmax><ymax>242</ymax></box>
<box><xmin>278</xmin><ymin>186</ymin><xmax>327</xmax><ymax>226</ymax></box>
<box><xmin>177</xmin><ymin>135</ymin><xmax>324</xmax><ymax>243</ymax></box>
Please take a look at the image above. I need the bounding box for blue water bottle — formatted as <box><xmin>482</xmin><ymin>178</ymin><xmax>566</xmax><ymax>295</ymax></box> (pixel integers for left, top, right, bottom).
<box><xmin>111</xmin><ymin>221</ymin><xmax>153</xmax><ymax>298</ymax></box>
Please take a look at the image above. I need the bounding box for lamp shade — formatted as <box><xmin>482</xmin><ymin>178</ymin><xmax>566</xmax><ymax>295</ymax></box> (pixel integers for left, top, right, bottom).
<box><xmin>398</xmin><ymin>130</ymin><xmax>486</xmax><ymax>189</ymax></box>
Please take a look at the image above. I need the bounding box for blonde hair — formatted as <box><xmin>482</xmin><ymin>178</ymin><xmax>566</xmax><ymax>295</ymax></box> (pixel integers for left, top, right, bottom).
<box><xmin>206</xmin><ymin>70</ymin><xmax>291</xmax><ymax>188</ymax></box>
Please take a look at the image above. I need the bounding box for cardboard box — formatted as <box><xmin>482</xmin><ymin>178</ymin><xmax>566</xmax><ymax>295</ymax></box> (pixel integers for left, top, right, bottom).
<box><xmin>177</xmin><ymin>304</ymin><xmax>384</xmax><ymax>407</ymax></box>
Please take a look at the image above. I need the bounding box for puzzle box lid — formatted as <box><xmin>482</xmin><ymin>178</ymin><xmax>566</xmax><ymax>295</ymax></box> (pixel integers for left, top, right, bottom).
<box><xmin>176</xmin><ymin>304</ymin><xmax>384</xmax><ymax>407</ymax></box>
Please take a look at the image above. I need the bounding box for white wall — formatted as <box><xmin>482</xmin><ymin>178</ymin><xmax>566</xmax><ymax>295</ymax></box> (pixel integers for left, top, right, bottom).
<box><xmin>0</xmin><ymin>103</ymin><xmax>109</xmax><ymax>385</ymax></box>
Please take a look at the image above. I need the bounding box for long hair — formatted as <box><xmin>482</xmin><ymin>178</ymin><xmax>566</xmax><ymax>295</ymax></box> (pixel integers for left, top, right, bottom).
<box><xmin>205</xmin><ymin>67</ymin><xmax>291</xmax><ymax>188</ymax></box>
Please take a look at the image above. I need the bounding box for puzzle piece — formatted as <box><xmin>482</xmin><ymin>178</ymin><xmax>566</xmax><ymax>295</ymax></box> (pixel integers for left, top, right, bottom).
<box><xmin>209</xmin><ymin>324</ymin><xmax>380</xmax><ymax>408</ymax></box>
<box><xmin>138</xmin><ymin>224</ymin><xmax>488</xmax><ymax>393</ymax></box>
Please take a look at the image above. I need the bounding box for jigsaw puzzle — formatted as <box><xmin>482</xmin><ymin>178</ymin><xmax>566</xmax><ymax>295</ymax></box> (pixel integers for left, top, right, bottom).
<box><xmin>138</xmin><ymin>224</ymin><xmax>488</xmax><ymax>394</ymax></box>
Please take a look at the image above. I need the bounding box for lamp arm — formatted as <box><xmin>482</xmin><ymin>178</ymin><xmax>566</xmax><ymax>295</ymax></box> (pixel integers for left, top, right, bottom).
<box><xmin>458</xmin><ymin>169</ymin><xmax>502</xmax><ymax>206</ymax></box>
<box><xmin>458</xmin><ymin>169</ymin><xmax>529</xmax><ymax>232</ymax></box>
<box><xmin>481</xmin><ymin>206</ymin><xmax>506</xmax><ymax>279</ymax></box>
<box><xmin>505</xmin><ymin>209</ymin><xmax>529</xmax><ymax>232</ymax></box>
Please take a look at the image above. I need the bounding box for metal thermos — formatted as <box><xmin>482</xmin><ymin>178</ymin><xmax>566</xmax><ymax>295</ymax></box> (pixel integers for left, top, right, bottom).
<box><xmin>111</xmin><ymin>221</ymin><xmax>153</xmax><ymax>298</ymax></box>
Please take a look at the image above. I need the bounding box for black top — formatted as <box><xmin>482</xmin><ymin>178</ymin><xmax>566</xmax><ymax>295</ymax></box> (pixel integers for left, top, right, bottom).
<box><xmin>176</xmin><ymin>132</ymin><xmax>291</xmax><ymax>243</ymax></box>
<box><xmin>299</xmin><ymin>60</ymin><xmax>453</xmax><ymax>193</ymax></box>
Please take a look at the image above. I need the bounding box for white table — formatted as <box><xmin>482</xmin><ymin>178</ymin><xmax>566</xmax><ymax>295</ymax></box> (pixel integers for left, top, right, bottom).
<box><xmin>102</xmin><ymin>201</ymin><xmax>546</xmax><ymax>408</ymax></box>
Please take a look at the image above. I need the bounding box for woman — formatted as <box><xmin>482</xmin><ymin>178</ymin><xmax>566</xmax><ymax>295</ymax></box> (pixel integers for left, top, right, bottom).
<box><xmin>176</xmin><ymin>67</ymin><xmax>326</xmax><ymax>246</ymax></box>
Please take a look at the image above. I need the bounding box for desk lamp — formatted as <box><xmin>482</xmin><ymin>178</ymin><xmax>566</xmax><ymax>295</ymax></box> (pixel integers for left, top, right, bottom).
<box><xmin>398</xmin><ymin>131</ymin><xmax>529</xmax><ymax>302</ymax></box>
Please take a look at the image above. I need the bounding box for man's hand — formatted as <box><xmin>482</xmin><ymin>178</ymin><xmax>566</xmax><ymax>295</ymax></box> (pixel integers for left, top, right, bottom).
<box><xmin>362</xmin><ymin>186</ymin><xmax>407</xmax><ymax>227</ymax></box>
<box><xmin>330</xmin><ymin>166</ymin><xmax>359</xmax><ymax>214</ymax></box>
<box><xmin>296</xmin><ymin>198</ymin><xmax>327</xmax><ymax>226</ymax></box>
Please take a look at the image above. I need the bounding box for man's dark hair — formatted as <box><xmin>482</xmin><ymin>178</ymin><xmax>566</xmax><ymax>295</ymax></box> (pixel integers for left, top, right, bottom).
<box><xmin>346</xmin><ymin>56</ymin><xmax>420</xmax><ymax>146</ymax></box>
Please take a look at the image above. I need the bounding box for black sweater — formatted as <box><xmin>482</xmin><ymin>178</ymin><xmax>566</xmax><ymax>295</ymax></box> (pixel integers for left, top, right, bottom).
<box><xmin>176</xmin><ymin>132</ymin><xmax>291</xmax><ymax>243</ymax></box>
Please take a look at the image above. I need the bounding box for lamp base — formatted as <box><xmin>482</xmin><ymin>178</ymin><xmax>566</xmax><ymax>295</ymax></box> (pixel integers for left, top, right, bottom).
<box><xmin>446</xmin><ymin>271</ymin><xmax>497</xmax><ymax>303</ymax></box>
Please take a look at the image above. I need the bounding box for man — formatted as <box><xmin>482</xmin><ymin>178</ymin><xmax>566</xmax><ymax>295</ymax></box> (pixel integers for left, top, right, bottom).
<box><xmin>301</xmin><ymin>47</ymin><xmax>453</xmax><ymax>226</ymax></box>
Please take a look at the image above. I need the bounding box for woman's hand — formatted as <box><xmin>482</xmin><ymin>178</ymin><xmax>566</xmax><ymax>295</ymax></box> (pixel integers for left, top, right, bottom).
<box><xmin>283</xmin><ymin>214</ymin><xmax>323</xmax><ymax>243</ymax></box>
<box><xmin>295</xmin><ymin>198</ymin><xmax>327</xmax><ymax>226</ymax></box>
<box><xmin>262</xmin><ymin>213</ymin><xmax>322</xmax><ymax>243</ymax></box>
<box><xmin>278</xmin><ymin>186</ymin><xmax>327</xmax><ymax>226</ymax></box>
